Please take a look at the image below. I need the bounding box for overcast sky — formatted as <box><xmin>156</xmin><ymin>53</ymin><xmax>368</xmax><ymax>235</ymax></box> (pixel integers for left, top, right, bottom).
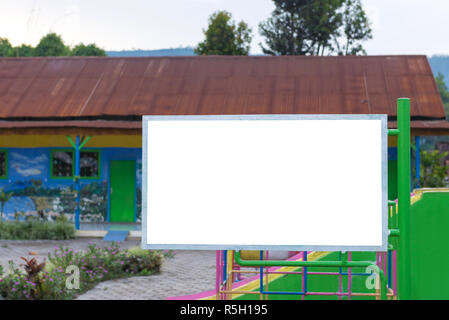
<box><xmin>1</xmin><ymin>0</ymin><xmax>448</xmax><ymax>56</ymax></box>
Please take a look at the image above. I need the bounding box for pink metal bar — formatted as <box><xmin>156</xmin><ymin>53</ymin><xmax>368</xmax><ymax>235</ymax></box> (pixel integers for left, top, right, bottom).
<box><xmin>302</xmin><ymin>258</ymin><xmax>305</xmax><ymax>301</ymax></box>
<box><xmin>220</xmin><ymin>250</ymin><xmax>224</xmax><ymax>300</ymax></box>
<box><xmin>338</xmin><ymin>253</ymin><xmax>342</xmax><ymax>300</ymax></box>
<box><xmin>216</xmin><ymin>250</ymin><xmax>220</xmax><ymax>299</ymax></box>
<box><xmin>348</xmin><ymin>252</ymin><xmax>352</xmax><ymax>300</ymax></box>
<box><xmin>393</xmin><ymin>250</ymin><xmax>397</xmax><ymax>295</ymax></box>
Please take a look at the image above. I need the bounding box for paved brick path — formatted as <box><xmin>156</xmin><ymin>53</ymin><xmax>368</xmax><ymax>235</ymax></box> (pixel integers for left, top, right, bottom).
<box><xmin>0</xmin><ymin>239</ymin><xmax>216</xmax><ymax>300</ymax></box>
<box><xmin>77</xmin><ymin>250</ymin><xmax>216</xmax><ymax>300</ymax></box>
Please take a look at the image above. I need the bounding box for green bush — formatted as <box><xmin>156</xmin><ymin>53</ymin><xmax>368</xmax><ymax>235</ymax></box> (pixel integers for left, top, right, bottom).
<box><xmin>0</xmin><ymin>221</ymin><xmax>75</xmax><ymax>240</ymax></box>
<box><xmin>0</xmin><ymin>242</ymin><xmax>165</xmax><ymax>300</ymax></box>
<box><xmin>419</xmin><ymin>150</ymin><xmax>449</xmax><ymax>188</ymax></box>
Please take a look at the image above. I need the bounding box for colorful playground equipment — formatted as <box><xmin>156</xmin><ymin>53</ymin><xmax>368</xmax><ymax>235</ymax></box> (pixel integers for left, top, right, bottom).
<box><xmin>209</xmin><ymin>98</ymin><xmax>410</xmax><ymax>300</ymax></box>
<box><xmin>168</xmin><ymin>98</ymin><xmax>449</xmax><ymax>300</ymax></box>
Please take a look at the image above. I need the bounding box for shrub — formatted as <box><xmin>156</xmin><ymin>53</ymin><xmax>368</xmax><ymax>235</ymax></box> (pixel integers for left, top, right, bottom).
<box><xmin>0</xmin><ymin>242</ymin><xmax>164</xmax><ymax>300</ymax></box>
<box><xmin>419</xmin><ymin>150</ymin><xmax>449</xmax><ymax>187</ymax></box>
<box><xmin>0</xmin><ymin>260</ymin><xmax>74</xmax><ymax>300</ymax></box>
<box><xmin>0</xmin><ymin>221</ymin><xmax>75</xmax><ymax>240</ymax></box>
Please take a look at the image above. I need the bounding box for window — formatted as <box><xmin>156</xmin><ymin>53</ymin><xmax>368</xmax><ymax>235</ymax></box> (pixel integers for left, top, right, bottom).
<box><xmin>51</xmin><ymin>150</ymin><xmax>100</xmax><ymax>179</ymax></box>
<box><xmin>80</xmin><ymin>151</ymin><xmax>99</xmax><ymax>178</ymax></box>
<box><xmin>51</xmin><ymin>150</ymin><xmax>74</xmax><ymax>178</ymax></box>
<box><xmin>0</xmin><ymin>150</ymin><xmax>7</xmax><ymax>178</ymax></box>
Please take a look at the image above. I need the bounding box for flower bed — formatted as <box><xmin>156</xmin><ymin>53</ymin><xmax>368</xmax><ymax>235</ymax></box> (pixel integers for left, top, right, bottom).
<box><xmin>0</xmin><ymin>242</ymin><xmax>165</xmax><ymax>300</ymax></box>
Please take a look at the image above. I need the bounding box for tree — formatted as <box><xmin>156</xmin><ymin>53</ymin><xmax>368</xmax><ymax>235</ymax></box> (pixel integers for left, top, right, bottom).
<box><xmin>34</xmin><ymin>33</ymin><xmax>69</xmax><ymax>56</ymax></box>
<box><xmin>0</xmin><ymin>35</ymin><xmax>106</xmax><ymax>58</ymax></box>
<box><xmin>0</xmin><ymin>38</ymin><xmax>13</xmax><ymax>57</ymax></box>
<box><xmin>259</xmin><ymin>0</ymin><xmax>372</xmax><ymax>56</ymax></box>
<box><xmin>259</xmin><ymin>5</ymin><xmax>307</xmax><ymax>55</ymax></box>
<box><xmin>70</xmin><ymin>43</ymin><xmax>106</xmax><ymax>56</ymax></box>
<box><xmin>435</xmin><ymin>72</ymin><xmax>449</xmax><ymax>118</ymax></box>
<box><xmin>336</xmin><ymin>0</ymin><xmax>372</xmax><ymax>55</ymax></box>
<box><xmin>12</xmin><ymin>44</ymin><xmax>35</xmax><ymax>57</ymax></box>
<box><xmin>195</xmin><ymin>11</ymin><xmax>252</xmax><ymax>55</ymax></box>
<box><xmin>303</xmin><ymin>0</ymin><xmax>344</xmax><ymax>55</ymax></box>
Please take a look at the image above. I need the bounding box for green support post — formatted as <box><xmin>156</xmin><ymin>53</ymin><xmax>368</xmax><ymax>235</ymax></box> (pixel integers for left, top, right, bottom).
<box><xmin>397</xmin><ymin>98</ymin><xmax>411</xmax><ymax>300</ymax></box>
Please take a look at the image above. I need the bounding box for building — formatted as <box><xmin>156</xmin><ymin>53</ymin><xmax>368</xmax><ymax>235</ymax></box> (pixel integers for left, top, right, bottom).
<box><xmin>0</xmin><ymin>55</ymin><xmax>448</xmax><ymax>227</ymax></box>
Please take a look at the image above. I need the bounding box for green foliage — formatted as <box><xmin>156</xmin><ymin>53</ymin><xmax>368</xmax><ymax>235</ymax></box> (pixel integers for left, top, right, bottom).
<box><xmin>0</xmin><ymin>38</ymin><xmax>14</xmax><ymax>57</ymax></box>
<box><xmin>259</xmin><ymin>0</ymin><xmax>372</xmax><ymax>56</ymax></box>
<box><xmin>0</xmin><ymin>221</ymin><xmax>75</xmax><ymax>240</ymax></box>
<box><xmin>127</xmin><ymin>246</ymin><xmax>150</xmax><ymax>257</ymax></box>
<box><xmin>195</xmin><ymin>11</ymin><xmax>252</xmax><ymax>55</ymax></box>
<box><xmin>337</xmin><ymin>0</ymin><xmax>372</xmax><ymax>55</ymax></box>
<box><xmin>0</xmin><ymin>262</ymin><xmax>43</xmax><ymax>300</ymax></box>
<box><xmin>70</xmin><ymin>43</ymin><xmax>106</xmax><ymax>56</ymax></box>
<box><xmin>0</xmin><ymin>34</ymin><xmax>105</xmax><ymax>58</ymax></box>
<box><xmin>35</xmin><ymin>33</ymin><xmax>70</xmax><ymax>56</ymax></box>
<box><xmin>0</xmin><ymin>33</ymin><xmax>107</xmax><ymax>59</ymax></box>
<box><xmin>55</xmin><ymin>213</ymin><xmax>68</xmax><ymax>223</ymax></box>
<box><xmin>435</xmin><ymin>72</ymin><xmax>449</xmax><ymax>118</ymax></box>
<box><xmin>11</xmin><ymin>44</ymin><xmax>35</xmax><ymax>57</ymax></box>
<box><xmin>419</xmin><ymin>150</ymin><xmax>449</xmax><ymax>188</ymax></box>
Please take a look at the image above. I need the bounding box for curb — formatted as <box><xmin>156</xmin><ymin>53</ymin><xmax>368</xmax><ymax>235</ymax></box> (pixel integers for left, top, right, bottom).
<box><xmin>75</xmin><ymin>230</ymin><xmax>142</xmax><ymax>240</ymax></box>
<box><xmin>75</xmin><ymin>230</ymin><xmax>108</xmax><ymax>238</ymax></box>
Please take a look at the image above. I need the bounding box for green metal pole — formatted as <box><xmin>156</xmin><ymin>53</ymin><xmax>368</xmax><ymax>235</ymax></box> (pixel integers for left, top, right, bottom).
<box><xmin>79</xmin><ymin>136</ymin><xmax>91</xmax><ymax>150</ymax></box>
<box><xmin>397</xmin><ymin>98</ymin><xmax>411</xmax><ymax>300</ymax></box>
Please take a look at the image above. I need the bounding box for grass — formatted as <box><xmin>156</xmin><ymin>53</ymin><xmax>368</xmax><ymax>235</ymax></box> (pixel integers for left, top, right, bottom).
<box><xmin>0</xmin><ymin>221</ymin><xmax>75</xmax><ymax>240</ymax></box>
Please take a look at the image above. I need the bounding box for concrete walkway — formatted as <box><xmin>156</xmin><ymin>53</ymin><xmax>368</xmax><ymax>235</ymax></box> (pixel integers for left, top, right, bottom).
<box><xmin>0</xmin><ymin>239</ymin><xmax>216</xmax><ymax>300</ymax></box>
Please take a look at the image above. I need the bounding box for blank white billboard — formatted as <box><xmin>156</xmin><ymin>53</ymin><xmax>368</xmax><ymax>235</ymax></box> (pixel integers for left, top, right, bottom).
<box><xmin>142</xmin><ymin>115</ymin><xmax>388</xmax><ymax>252</ymax></box>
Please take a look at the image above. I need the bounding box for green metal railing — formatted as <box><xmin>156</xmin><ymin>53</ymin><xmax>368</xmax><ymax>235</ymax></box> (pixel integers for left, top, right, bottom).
<box><xmin>235</xmin><ymin>251</ymin><xmax>388</xmax><ymax>300</ymax></box>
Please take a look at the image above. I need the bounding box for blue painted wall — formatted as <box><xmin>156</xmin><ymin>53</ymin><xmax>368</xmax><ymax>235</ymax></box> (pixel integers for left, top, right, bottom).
<box><xmin>0</xmin><ymin>147</ymin><xmax>142</xmax><ymax>223</ymax></box>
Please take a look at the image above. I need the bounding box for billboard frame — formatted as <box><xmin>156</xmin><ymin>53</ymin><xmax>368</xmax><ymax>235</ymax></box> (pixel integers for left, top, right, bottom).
<box><xmin>141</xmin><ymin>114</ymin><xmax>388</xmax><ymax>252</ymax></box>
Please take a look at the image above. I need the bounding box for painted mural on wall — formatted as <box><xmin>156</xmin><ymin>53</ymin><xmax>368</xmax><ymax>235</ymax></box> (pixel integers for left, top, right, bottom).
<box><xmin>0</xmin><ymin>147</ymin><xmax>142</xmax><ymax>224</ymax></box>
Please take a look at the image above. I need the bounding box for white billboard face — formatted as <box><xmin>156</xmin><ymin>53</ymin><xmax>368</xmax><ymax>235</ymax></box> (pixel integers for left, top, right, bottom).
<box><xmin>142</xmin><ymin>115</ymin><xmax>388</xmax><ymax>252</ymax></box>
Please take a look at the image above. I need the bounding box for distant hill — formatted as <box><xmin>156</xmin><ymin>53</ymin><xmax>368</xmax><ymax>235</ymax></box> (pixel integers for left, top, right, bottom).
<box><xmin>106</xmin><ymin>47</ymin><xmax>195</xmax><ymax>57</ymax></box>
<box><xmin>429</xmin><ymin>55</ymin><xmax>449</xmax><ymax>85</ymax></box>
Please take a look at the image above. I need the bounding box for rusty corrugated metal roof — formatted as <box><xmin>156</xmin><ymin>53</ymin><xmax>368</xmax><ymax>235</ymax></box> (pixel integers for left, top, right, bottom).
<box><xmin>0</xmin><ymin>55</ymin><xmax>445</xmax><ymax>120</ymax></box>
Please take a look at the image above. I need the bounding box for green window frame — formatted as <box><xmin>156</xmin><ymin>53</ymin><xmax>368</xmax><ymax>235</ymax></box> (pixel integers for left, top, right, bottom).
<box><xmin>50</xmin><ymin>149</ymin><xmax>100</xmax><ymax>180</ymax></box>
<box><xmin>0</xmin><ymin>149</ymin><xmax>8</xmax><ymax>179</ymax></box>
